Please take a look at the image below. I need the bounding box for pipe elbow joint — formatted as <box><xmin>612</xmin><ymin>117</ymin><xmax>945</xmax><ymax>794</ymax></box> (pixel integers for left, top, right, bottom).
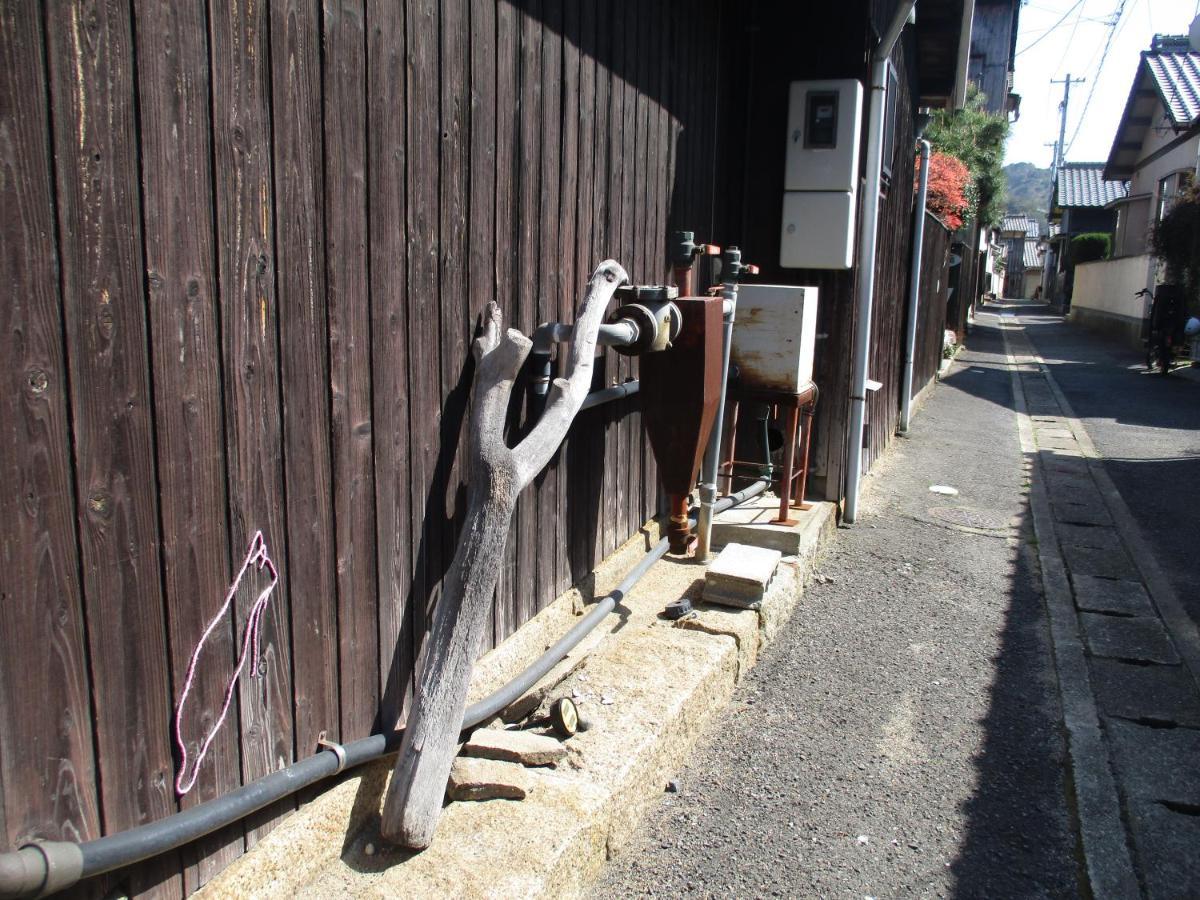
<box><xmin>0</xmin><ymin>842</ymin><xmax>83</xmax><ymax>899</ymax></box>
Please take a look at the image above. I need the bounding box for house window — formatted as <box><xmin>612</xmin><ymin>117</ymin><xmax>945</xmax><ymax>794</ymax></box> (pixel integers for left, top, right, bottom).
<box><xmin>1156</xmin><ymin>170</ymin><xmax>1194</xmax><ymax>222</ymax></box>
<box><xmin>880</xmin><ymin>63</ymin><xmax>899</xmax><ymax>189</ymax></box>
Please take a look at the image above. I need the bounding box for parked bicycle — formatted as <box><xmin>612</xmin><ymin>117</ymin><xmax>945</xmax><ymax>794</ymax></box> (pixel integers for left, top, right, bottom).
<box><xmin>1137</xmin><ymin>285</ymin><xmax>1185</xmax><ymax>376</ymax></box>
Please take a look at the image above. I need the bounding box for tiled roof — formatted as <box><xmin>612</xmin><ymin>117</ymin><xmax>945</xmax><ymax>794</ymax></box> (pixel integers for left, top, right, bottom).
<box><xmin>1106</xmin><ymin>46</ymin><xmax>1200</xmax><ymax>179</ymax></box>
<box><xmin>1001</xmin><ymin>214</ymin><xmax>1038</xmax><ymax>237</ymax></box>
<box><xmin>1022</xmin><ymin>241</ymin><xmax>1043</xmax><ymax>270</ymax></box>
<box><xmin>1145</xmin><ymin>51</ymin><xmax>1200</xmax><ymax>127</ymax></box>
<box><xmin>1055</xmin><ymin>163</ymin><xmax>1129</xmax><ymax>208</ymax></box>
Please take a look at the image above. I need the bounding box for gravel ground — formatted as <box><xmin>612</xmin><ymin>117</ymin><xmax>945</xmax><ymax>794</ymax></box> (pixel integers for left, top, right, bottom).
<box><xmin>593</xmin><ymin>320</ymin><xmax>1081</xmax><ymax>898</ymax></box>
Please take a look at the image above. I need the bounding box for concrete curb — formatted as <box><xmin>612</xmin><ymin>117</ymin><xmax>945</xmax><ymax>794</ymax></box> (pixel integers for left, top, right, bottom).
<box><xmin>1028</xmin><ymin>333</ymin><xmax>1200</xmax><ymax>694</ymax></box>
<box><xmin>198</xmin><ymin>502</ymin><xmax>836</xmax><ymax>899</ymax></box>
<box><xmin>999</xmin><ymin>321</ymin><xmax>1141</xmax><ymax>898</ymax></box>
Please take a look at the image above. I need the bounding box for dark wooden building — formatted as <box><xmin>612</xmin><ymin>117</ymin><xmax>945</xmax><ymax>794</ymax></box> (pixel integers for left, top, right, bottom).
<box><xmin>1</xmin><ymin>1</ymin><xmax>970</xmax><ymax>895</ymax></box>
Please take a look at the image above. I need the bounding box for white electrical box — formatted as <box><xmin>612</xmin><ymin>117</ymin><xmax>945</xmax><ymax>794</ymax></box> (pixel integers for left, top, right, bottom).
<box><xmin>780</xmin><ymin>78</ymin><xmax>863</xmax><ymax>270</ymax></box>
<box><xmin>730</xmin><ymin>284</ymin><xmax>820</xmax><ymax>394</ymax></box>
<box><xmin>784</xmin><ymin>80</ymin><xmax>863</xmax><ymax>192</ymax></box>
<box><xmin>780</xmin><ymin>191</ymin><xmax>857</xmax><ymax>269</ymax></box>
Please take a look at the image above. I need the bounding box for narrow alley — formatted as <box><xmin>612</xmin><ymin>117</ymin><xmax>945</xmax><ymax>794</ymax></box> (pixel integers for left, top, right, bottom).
<box><xmin>595</xmin><ymin>306</ymin><xmax>1200</xmax><ymax>898</ymax></box>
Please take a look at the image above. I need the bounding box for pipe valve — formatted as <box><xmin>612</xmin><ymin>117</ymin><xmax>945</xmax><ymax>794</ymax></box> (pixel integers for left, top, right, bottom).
<box><xmin>669</xmin><ymin>230</ymin><xmax>720</xmax><ymax>270</ymax></box>
<box><xmin>609</xmin><ymin>284</ymin><xmax>682</xmax><ymax>355</ymax></box>
<box><xmin>721</xmin><ymin>246</ymin><xmax>759</xmax><ymax>281</ymax></box>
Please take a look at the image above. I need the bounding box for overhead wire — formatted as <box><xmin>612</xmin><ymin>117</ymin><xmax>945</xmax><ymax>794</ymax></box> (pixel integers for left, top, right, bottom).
<box><xmin>1063</xmin><ymin>0</ymin><xmax>1131</xmax><ymax>155</ymax></box>
<box><xmin>1016</xmin><ymin>0</ymin><xmax>1087</xmax><ymax>56</ymax></box>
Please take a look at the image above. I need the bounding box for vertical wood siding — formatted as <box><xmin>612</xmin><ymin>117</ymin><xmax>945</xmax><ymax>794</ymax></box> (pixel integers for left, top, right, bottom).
<box><xmin>912</xmin><ymin>216</ymin><xmax>954</xmax><ymax>393</ymax></box>
<box><xmin>0</xmin><ymin>1</ymin><xmax>723</xmax><ymax>893</ymax></box>
<box><xmin>724</xmin><ymin>5</ymin><xmax>946</xmax><ymax>500</ymax></box>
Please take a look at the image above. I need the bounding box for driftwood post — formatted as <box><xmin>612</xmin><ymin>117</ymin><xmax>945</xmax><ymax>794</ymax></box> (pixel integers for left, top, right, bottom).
<box><xmin>380</xmin><ymin>260</ymin><xmax>629</xmax><ymax>848</ymax></box>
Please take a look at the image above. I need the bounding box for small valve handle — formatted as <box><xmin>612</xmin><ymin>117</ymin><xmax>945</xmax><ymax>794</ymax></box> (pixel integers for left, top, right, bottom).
<box><xmin>669</xmin><ymin>229</ymin><xmax>722</xmax><ymax>268</ymax></box>
<box><xmin>721</xmin><ymin>246</ymin><xmax>758</xmax><ymax>281</ymax></box>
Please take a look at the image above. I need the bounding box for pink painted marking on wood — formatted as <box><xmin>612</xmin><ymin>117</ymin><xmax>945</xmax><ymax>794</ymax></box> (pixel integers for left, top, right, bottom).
<box><xmin>173</xmin><ymin>531</ymin><xmax>279</xmax><ymax>796</ymax></box>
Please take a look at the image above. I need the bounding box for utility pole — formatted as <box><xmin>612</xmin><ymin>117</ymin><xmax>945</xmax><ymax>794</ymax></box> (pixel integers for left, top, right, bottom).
<box><xmin>1050</xmin><ymin>73</ymin><xmax>1085</xmax><ymax>171</ymax></box>
<box><xmin>1043</xmin><ymin>74</ymin><xmax>1083</xmax><ymax>306</ymax></box>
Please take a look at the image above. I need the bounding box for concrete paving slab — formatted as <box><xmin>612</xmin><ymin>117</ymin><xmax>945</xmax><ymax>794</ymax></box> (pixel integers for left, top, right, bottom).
<box><xmin>710</xmin><ymin>492</ymin><xmax>816</xmax><ymax>555</ymax></box>
<box><xmin>703</xmin><ymin>542</ymin><xmax>781</xmax><ymax>608</ymax></box>
<box><xmin>1126</xmin><ymin>799</ymin><xmax>1200</xmax><ymax>900</ymax></box>
<box><xmin>1039</xmin><ymin>452</ymin><xmax>1089</xmax><ymax>477</ymax></box>
<box><xmin>1036</xmin><ymin>429</ymin><xmax>1075</xmax><ymax>444</ymax></box>
<box><xmin>1052</xmin><ymin>498</ymin><xmax>1113</xmax><ymax>526</ymax></box>
<box><xmin>1107</xmin><ymin>718</ymin><xmax>1200</xmax><ymax>805</ymax></box>
<box><xmin>1081</xmin><ymin>613</ymin><xmax>1180</xmax><ymax>664</ymax></box>
<box><xmin>1055</xmin><ymin>523</ymin><xmax>1121</xmax><ymax>551</ymax></box>
<box><xmin>462</xmin><ymin>728</ymin><xmax>567</xmax><ymax>766</ymax></box>
<box><xmin>447</xmin><ymin>757</ymin><xmax>534</xmax><ymax>801</ymax></box>
<box><xmin>1089</xmin><ymin>658</ymin><xmax>1200</xmax><ymax>727</ymax></box>
<box><xmin>1043</xmin><ymin>473</ymin><xmax>1101</xmax><ymax>504</ymax></box>
<box><xmin>1061</xmin><ymin>543</ymin><xmax>1138</xmax><ymax>580</ymax></box>
<box><xmin>1071</xmin><ymin>574</ymin><xmax>1155</xmax><ymax>616</ymax></box>
<box><xmin>1038</xmin><ymin>435</ymin><xmax>1081</xmax><ymax>452</ymax></box>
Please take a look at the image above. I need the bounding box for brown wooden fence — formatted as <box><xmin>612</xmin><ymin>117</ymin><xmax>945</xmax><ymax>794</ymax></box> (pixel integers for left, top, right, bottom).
<box><xmin>912</xmin><ymin>214</ymin><xmax>954</xmax><ymax>393</ymax></box>
<box><xmin>0</xmin><ymin>1</ymin><xmax>726</xmax><ymax>893</ymax></box>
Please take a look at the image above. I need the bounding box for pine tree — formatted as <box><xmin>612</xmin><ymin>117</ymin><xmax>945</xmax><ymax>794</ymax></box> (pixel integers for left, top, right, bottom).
<box><xmin>924</xmin><ymin>85</ymin><xmax>1009</xmax><ymax>228</ymax></box>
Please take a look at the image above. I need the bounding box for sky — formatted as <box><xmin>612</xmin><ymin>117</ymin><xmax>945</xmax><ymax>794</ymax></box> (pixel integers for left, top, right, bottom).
<box><xmin>1005</xmin><ymin>0</ymin><xmax>1199</xmax><ymax>168</ymax></box>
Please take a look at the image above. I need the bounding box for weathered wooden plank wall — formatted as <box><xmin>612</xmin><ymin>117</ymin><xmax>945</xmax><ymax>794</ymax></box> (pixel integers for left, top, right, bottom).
<box><xmin>945</xmin><ymin>234</ymin><xmax>980</xmax><ymax>338</ymax></box>
<box><xmin>865</xmin><ymin>40</ymin><xmax>919</xmax><ymax>475</ymax></box>
<box><xmin>0</xmin><ymin>1</ymin><xmax>723</xmax><ymax>893</ymax></box>
<box><xmin>728</xmin><ymin>1</ymin><xmax>928</xmax><ymax>498</ymax></box>
<box><xmin>912</xmin><ymin>216</ymin><xmax>954</xmax><ymax>396</ymax></box>
<box><xmin>717</xmin><ymin>0</ymin><xmax>955</xmax><ymax>498</ymax></box>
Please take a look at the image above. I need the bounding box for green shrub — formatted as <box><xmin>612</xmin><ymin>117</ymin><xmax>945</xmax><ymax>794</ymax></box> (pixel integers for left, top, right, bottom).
<box><xmin>1150</xmin><ymin>182</ymin><xmax>1200</xmax><ymax>313</ymax></box>
<box><xmin>1068</xmin><ymin>232</ymin><xmax>1111</xmax><ymax>265</ymax></box>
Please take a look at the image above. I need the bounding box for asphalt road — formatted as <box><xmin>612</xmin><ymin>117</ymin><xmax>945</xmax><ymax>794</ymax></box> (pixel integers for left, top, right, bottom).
<box><xmin>593</xmin><ymin>320</ymin><xmax>1080</xmax><ymax>898</ymax></box>
<box><xmin>1017</xmin><ymin>311</ymin><xmax>1200</xmax><ymax>629</ymax></box>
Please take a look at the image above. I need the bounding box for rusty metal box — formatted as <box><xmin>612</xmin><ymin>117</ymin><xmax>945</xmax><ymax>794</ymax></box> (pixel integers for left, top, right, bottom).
<box><xmin>730</xmin><ymin>284</ymin><xmax>820</xmax><ymax>394</ymax></box>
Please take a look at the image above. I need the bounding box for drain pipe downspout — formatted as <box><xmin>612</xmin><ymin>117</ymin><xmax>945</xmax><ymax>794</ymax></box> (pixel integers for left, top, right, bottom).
<box><xmin>899</xmin><ymin>136</ymin><xmax>932</xmax><ymax>436</ymax></box>
<box><xmin>696</xmin><ymin>247</ymin><xmax>755</xmax><ymax>561</ymax></box>
<box><xmin>843</xmin><ymin>0</ymin><xmax>917</xmax><ymax>525</ymax></box>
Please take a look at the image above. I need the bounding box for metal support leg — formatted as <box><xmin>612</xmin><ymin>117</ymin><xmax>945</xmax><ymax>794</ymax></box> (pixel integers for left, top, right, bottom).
<box><xmin>793</xmin><ymin>402</ymin><xmax>815</xmax><ymax>512</ymax></box>
<box><xmin>772</xmin><ymin>405</ymin><xmax>800</xmax><ymax>526</ymax></box>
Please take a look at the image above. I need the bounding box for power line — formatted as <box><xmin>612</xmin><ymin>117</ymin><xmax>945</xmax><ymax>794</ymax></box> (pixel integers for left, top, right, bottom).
<box><xmin>1062</xmin><ymin>0</ymin><xmax>1088</xmax><ymax>58</ymax></box>
<box><xmin>1064</xmin><ymin>0</ymin><xmax>1129</xmax><ymax>156</ymax></box>
<box><xmin>1016</xmin><ymin>0</ymin><xmax>1087</xmax><ymax>56</ymax></box>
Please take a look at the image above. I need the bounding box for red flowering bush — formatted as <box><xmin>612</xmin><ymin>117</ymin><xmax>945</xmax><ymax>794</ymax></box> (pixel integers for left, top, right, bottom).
<box><xmin>918</xmin><ymin>152</ymin><xmax>971</xmax><ymax>231</ymax></box>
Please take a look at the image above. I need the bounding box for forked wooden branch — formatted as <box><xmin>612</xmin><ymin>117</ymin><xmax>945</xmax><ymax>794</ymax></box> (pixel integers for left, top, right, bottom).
<box><xmin>380</xmin><ymin>260</ymin><xmax>629</xmax><ymax>848</ymax></box>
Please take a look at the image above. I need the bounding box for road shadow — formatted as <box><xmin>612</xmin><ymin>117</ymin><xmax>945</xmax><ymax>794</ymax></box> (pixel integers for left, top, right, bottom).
<box><xmin>946</xmin><ymin>502</ymin><xmax>1085</xmax><ymax>896</ymax></box>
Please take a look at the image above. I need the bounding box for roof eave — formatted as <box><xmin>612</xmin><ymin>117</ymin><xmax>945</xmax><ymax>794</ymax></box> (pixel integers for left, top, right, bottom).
<box><xmin>1104</xmin><ymin>53</ymin><xmax>1152</xmax><ymax>179</ymax></box>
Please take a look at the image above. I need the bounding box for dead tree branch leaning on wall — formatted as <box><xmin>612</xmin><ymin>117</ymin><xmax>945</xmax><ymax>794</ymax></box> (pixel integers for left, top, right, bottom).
<box><xmin>381</xmin><ymin>259</ymin><xmax>630</xmax><ymax>849</ymax></box>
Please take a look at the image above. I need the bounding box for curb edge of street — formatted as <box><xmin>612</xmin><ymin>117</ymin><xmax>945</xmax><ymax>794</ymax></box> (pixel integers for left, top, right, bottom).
<box><xmin>1036</xmin><ymin>354</ymin><xmax>1200</xmax><ymax>693</ymax></box>
<box><xmin>1000</xmin><ymin>320</ymin><xmax>1143</xmax><ymax>899</ymax></box>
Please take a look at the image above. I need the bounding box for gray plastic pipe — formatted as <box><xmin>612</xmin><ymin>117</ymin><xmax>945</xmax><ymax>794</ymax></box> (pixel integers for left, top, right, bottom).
<box><xmin>531</xmin><ymin>321</ymin><xmax>640</xmax><ymax>396</ymax></box>
<box><xmin>0</xmin><ymin>472</ymin><xmax>767</xmax><ymax>899</ymax></box>
<box><xmin>579</xmin><ymin>379</ymin><xmax>639</xmax><ymax>411</ymax></box>
<box><xmin>844</xmin><ymin>0</ymin><xmax>917</xmax><ymax>525</ymax></box>
<box><xmin>899</xmin><ymin>138</ymin><xmax>932</xmax><ymax>436</ymax></box>
<box><xmin>695</xmin><ymin>280</ymin><xmax>739</xmax><ymax>561</ymax></box>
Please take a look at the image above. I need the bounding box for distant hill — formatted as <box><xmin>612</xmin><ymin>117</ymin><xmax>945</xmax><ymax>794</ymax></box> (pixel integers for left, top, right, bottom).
<box><xmin>1003</xmin><ymin>162</ymin><xmax>1052</xmax><ymax>233</ymax></box>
